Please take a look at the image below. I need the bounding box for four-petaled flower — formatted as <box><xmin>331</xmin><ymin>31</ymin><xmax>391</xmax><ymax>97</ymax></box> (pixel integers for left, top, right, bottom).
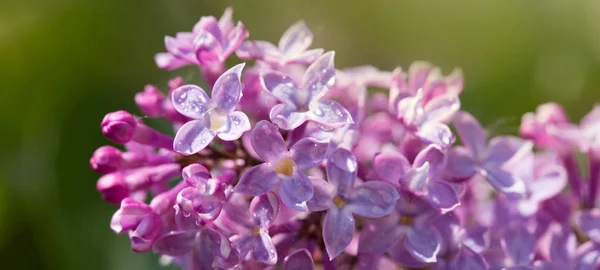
<box><xmin>236</xmin><ymin>21</ymin><xmax>324</xmax><ymax>67</ymax></box>
<box><xmin>233</xmin><ymin>120</ymin><xmax>328</xmax><ymax>211</ymax></box>
<box><xmin>172</xmin><ymin>63</ymin><xmax>251</xmax><ymax>155</ymax></box>
<box><xmin>261</xmin><ymin>52</ymin><xmax>354</xmax><ymax>130</ymax></box>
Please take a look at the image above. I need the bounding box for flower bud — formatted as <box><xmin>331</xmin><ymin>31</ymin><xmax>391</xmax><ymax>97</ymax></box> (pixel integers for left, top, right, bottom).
<box><xmin>101</xmin><ymin>110</ymin><xmax>137</xmax><ymax>144</ymax></box>
<box><xmin>90</xmin><ymin>145</ymin><xmax>123</xmax><ymax>174</ymax></box>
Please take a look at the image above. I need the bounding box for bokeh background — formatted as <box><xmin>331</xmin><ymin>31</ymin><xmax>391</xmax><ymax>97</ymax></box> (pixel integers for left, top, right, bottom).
<box><xmin>1</xmin><ymin>1</ymin><xmax>600</xmax><ymax>269</ymax></box>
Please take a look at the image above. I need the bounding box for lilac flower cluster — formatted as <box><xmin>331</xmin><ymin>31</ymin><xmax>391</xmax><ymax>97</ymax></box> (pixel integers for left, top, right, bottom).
<box><xmin>90</xmin><ymin>7</ymin><xmax>600</xmax><ymax>270</ymax></box>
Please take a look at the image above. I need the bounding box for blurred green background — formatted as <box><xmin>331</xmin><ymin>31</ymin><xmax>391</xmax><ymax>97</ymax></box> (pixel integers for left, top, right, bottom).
<box><xmin>1</xmin><ymin>0</ymin><xmax>599</xmax><ymax>269</ymax></box>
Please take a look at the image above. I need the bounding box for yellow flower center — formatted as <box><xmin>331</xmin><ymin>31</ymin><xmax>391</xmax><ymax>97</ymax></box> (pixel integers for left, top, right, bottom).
<box><xmin>400</xmin><ymin>216</ymin><xmax>414</xmax><ymax>225</ymax></box>
<box><xmin>209</xmin><ymin>108</ymin><xmax>228</xmax><ymax>131</ymax></box>
<box><xmin>274</xmin><ymin>158</ymin><xmax>296</xmax><ymax>176</ymax></box>
<box><xmin>333</xmin><ymin>196</ymin><xmax>348</xmax><ymax>209</ymax></box>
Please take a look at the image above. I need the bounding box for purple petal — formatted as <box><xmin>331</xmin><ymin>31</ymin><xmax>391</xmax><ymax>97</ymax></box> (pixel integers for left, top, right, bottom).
<box><xmin>164</xmin><ymin>35</ymin><xmax>196</xmax><ymax>63</ymax></box>
<box><xmin>423</xmin><ymin>181</ymin><xmax>461</xmax><ymax>214</ymax></box>
<box><xmin>193</xmin><ymin>30</ymin><xmax>224</xmax><ymax>64</ymax></box>
<box><xmin>539</xmin><ymin>223</ymin><xmax>576</xmax><ymax>265</ymax></box>
<box><xmin>250</xmin><ymin>120</ymin><xmax>287</xmax><ymax>162</ymax></box>
<box><xmin>575</xmin><ymin>210</ymin><xmax>600</xmax><ymax>243</ymax></box>
<box><xmin>279</xmin><ymin>171</ymin><xmax>314</xmax><ymax>211</ymax></box>
<box><xmin>357</xmin><ymin>214</ymin><xmax>403</xmax><ymax>255</ymax></box>
<box><xmin>480</xmin><ymin>165</ymin><xmax>526</xmax><ymax>195</ymax></box>
<box><xmin>292</xmin><ymin>48</ymin><xmax>324</xmax><ymax>65</ymax></box>
<box><xmin>484</xmin><ymin>136</ymin><xmax>525</xmax><ymax>164</ymax></box>
<box><xmin>284</xmin><ymin>249</ymin><xmax>315</xmax><ymax>270</ymax></box>
<box><xmin>171</xmin><ymin>85</ymin><xmax>211</xmax><ymax>119</ymax></box>
<box><xmin>408</xmin><ymin>61</ymin><xmax>436</xmax><ymax>91</ymax></box>
<box><xmin>574</xmin><ymin>242</ymin><xmax>600</xmax><ymax>270</ymax></box>
<box><xmin>530</xmin><ymin>164</ymin><xmax>567</xmax><ymax>202</ymax></box>
<box><xmin>451</xmin><ymin>246</ymin><xmax>488</xmax><ymax>270</ymax></box>
<box><xmin>173</xmin><ymin>119</ymin><xmax>216</xmax><ymax>155</ymax></box>
<box><xmin>233</xmin><ymin>164</ymin><xmax>279</xmax><ymax>196</ymax></box>
<box><xmin>278</xmin><ymin>21</ymin><xmax>313</xmax><ymax>56</ymax></box>
<box><xmin>216</xmin><ymin>111</ymin><xmax>250</xmax><ymax>141</ymax></box>
<box><xmin>290</xmin><ymin>138</ymin><xmax>328</xmax><ymax>170</ymax></box>
<box><xmin>414</xmin><ymin>144</ymin><xmax>447</xmax><ymax>176</ymax></box>
<box><xmin>347</xmin><ymin>181</ymin><xmax>400</xmax><ymax>218</ymax></box>
<box><xmin>260</xmin><ymin>72</ymin><xmax>298</xmax><ymax>105</ymax></box>
<box><xmin>327</xmin><ymin>148</ymin><xmax>358</xmax><ymax>197</ymax></box>
<box><xmin>404</xmin><ymin>225</ymin><xmax>442</xmax><ymax>263</ymax></box>
<box><xmin>323</xmin><ymin>207</ymin><xmax>355</xmax><ymax>259</ymax></box>
<box><xmin>250</xmin><ymin>193</ymin><xmax>279</xmax><ymax>227</ymax></box>
<box><xmin>446</xmin><ymin>146</ymin><xmax>478</xmax><ymax>180</ymax></box>
<box><xmin>177</xmin><ymin>187</ymin><xmax>222</xmax><ymax>214</ymax></box>
<box><xmin>252</xmin><ymin>231</ymin><xmax>278</xmax><ymax>265</ymax></box>
<box><xmin>416</xmin><ymin>122</ymin><xmax>455</xmax><ymax>148</ymax></box>
<box><xmin>463</xmin><ymin>225</ymin><xmax>490</xmax><ymax>253</ymax></box>
<box><xmin>388</xmin><ymin>240</ymin><xmax>432</xmax><ymax>268</ymax></box>
<box><xmin>270</xmin><ymin>103</ymin><xmax>309</xmax><ymax>130</ymax></box>
<box><xmin>422</xmin><ymin>94</ymin><xmax>461</xmax><ymax>124</ymax></box>
<box><xmin>110</xmin><ymin>198</ymin><xmax>153</xmax><ymax>233</ymax></box>
<box><xmin>211</xmin><ymin>63</ymin><xmax>245</xmax><ymax>112</ymax></box>
<box><xmin>307</xmin><ymin>177</ymin><xmax>335</xmax><ymax>211</ymax></box>
<box><xmin>453</xmin><ymin>111</ymin><xmax>486</xmax><ymax>158</ymax></box>
<box><xmin>308</xmin><ymin>100</ymin><xmax>353</xmax><ymax>129</ymax></box>
<box><xmin>301</xmin><ymin>51</ymin><xmax>336</xmax><ymax>101</ymax></box>
<box><xmin>181</xmin><ymin>164</ymin><xmax>211</xmax><ymax>187</ymax></box>
<box><xmin>152</xmin><ymin>230</ymin><xmax>198</xmax><ymax>256</ymax></box>
<box><xmin>236</xmin><ymin>40</ymin><xmax>280</xmax><ymax>62</ymax></box>
<box><xmin>404</xmin><ymin>162</ymin><xmax>430</xmax><ymax>195</ymax></box>
<box><xmin>155</xmin><ymin>52</ymin><xmax>188</xmax><ymax>70</ymax></box>
<box><xmin>502</xmin><ymin>225</ymin><xmax>535</xmax><ymax>265</ymax></box>
<box><xmin>222</xmin><ymin>22</ymin><xmax>248</xmax><ymax>57</ymax></box>
<box><xmin>373</xmin><ymin>151</ymin><xmax>411</xmax><ymax>184</ymax></box>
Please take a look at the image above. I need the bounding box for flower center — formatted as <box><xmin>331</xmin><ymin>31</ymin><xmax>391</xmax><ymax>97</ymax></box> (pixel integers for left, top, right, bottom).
<box><xmin>208</xmin><ymin>108</ymin><xmax>228</xmax><ymax>131</ymax></box>
<box><xmin>274</xmin><ymin>158</ymin><xmax>296</xmax><ymax>176</ymax></box>
<box><xmin>333</xmin><ymin>196</ymin><xmax>348</xmax><ymax>209</ymax></box>
<box><xmin>400</xmin><ymin>216</ymin><xmax>414</xmax><ymax>225</ymax></box>
<box><xmin>252</xmin><ymin>226</ymin><xmax>261</xmax><ymax>236</ymax></box>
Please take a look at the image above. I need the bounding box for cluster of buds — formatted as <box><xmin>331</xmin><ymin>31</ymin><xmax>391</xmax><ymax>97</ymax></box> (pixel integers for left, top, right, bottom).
<box><xmin>90</xmin><ymin>7</ymin><xmax>600</xmax><ymax>270</ymax></box>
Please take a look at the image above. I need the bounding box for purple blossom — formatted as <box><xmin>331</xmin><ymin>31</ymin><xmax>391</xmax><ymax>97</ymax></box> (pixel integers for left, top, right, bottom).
<box><xmin>308</xmin><ymin>148</ymin><xmax>400</xmax><ymax>259</ymax></box>
<box><xmin>172</xmin><ymin>64</ymin><xmax>251</xmax><ymax>155</ymax></box>
<box><xmin>111</xmin><ymin>198</ymin><xmax>162</xmax><ymax>252</ymax></box>
<box><xmin>283</xmin><ymin>249</ymin><xmax>315</xmax><ymax>270</ymax></box>
<box><xmin>236</xmin><ymin>21</ymin><xmax>324</xmax><ymax>67</ymax></box>
<box><xmin>233</xmin><ymin>120</ymin><xmax>328</xmax><ymax>210</ymax></box>
<box><xmin>260</xmin><ymin>52</ymin><xmax>354</xmax><ymax>130</ymax></box>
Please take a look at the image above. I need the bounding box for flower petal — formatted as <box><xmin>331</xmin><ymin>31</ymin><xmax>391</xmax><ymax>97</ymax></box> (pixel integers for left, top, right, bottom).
<box><xmin>279</xmin><ymin>171</ymin><xmax>314</xmax><ymax>211</ymax></box>
<box><xmin>193</xmin><ymin>30</ymin><xmax>224</xmax><ymax>64</ymax></box>
<box><xmin>451</xmin><ymin>246</ymin><xmax>488</xmax><ymax>270</ymax></box>
<box><xmin>222</xmin><ymin>22</ymin><xmax>248</xmax><ymax>57</ymax></box>
<box><xmin>301</xmin><ymin>51</ymin><xmax>336</xmax><ymax>101</ymax></box>
<box><xmin>423</xmin><ymin>181</ymin><xmax>461</xmax><ymax>214</ymax></box>
<box><xmin>250</xmin><ymin>120</ymin><xmax>287</xmax><ymax>162</ymax></box>
<box><xmin>357</xmin><ymin>214</ymin><xmax>403</xmax><ymax>255</ymax></box>
<box><xmin>539</xmin><ymin>223</ymin><xmax>576</xmax><ymax>265</ymax></box>
<box><xmin>292</xmin><ymin>48</ymin><xmax>324</xmax><ymax>65</ymax></box>
<box><xmin>260</xmin><ymin>72</ymin><xmax>299</xmax><ymax>105</ymax></box>
<box><xmin>502</xmin><ymin>225</ymin><xmax>535</xmax><ymax>265</ymax></box>
<box><xmin>327</xmin><ymin>148</ymin><xmax>358</xmax><ymax>197</ymax></box>
<box><xmin>155</xmin><ymin>52</ymin><xmax>189</xmax><ymax>70</ymax></box>
<box><xmin>308</xmin><ymin>100</ymin><xmax>353</xmax><ymax>129</ymax></box>
<box><xmin>445</xmin><ymin>146</ymin><xmax>478</xmax><ymax>180</ymax></box>
<box><xmin>217</xmin><ymin>111</ymin><xmax>251</xmax><ymax>141</ymax></box>
<box><xmin>284</xmin><ymin>249</ymin><xmax>315</xmax><ymax>270</ymax></box>
<box><xmin>278</xmin><ymin>21</ymin><xmax>313</xmax><ymax>56</ymax></box>
<box><xmin>290</xmin><ymin>138</ymin><xmax>328</xmax><ymax>171</ymax></box>
<box><xmin>173</xmin><ymin>119</ymin><xmax>216</xmax><ymax>155</ymax></box>
<box><xmin>152</xmin><ymin>230</ymin><xmax>198</xmax><ymax>256</ymax></box>
<box><xmin>211</xmin><ymin>63</ymin><xmax>245</xmax><ymax>112</ymax></box>
<box><xmin>373</xmin><ymin>151</ymin><xmax>411</xmax><ymax>184</ymax></box>
<box><xmin>404</xmin><ymin>225</ymin><xmax>442</xmax><ymax>263</ymax></box>
<box><xmin>323</xmin><ymin>207</ymin><xmax>355</xmax><ymax>259</ymax></box>
<box><xmin>233</xmin><ymin>164</ymin><xmax>279</xmax><ymax>196</ymax></box>
<box><xmin>270</xmin><ymin>103</ymin><xmax>309</xmax><ymax>130</ymax></box>
<box><xmin>171</xmin><ymin>85</ymin><xmax>211</xmax><ymax>119</ymax></box>
<box><xmin>388</xmin><ymin>240</ymin><xmax>432</xmax><ymax>268</ymax></box>
<box><xmin>347</xmin><ymin>181</ymin><xmax>400</xmax><ymax>218</ymax></box>
<box><xmin>414</xmin><ymin>144</ymin><xmax>447</xmax><ymax>177</ymax></box>
<box><xmin>574</xmin><ymin>209</ymin><xmax>600</xmax><ymax>243</ymax></box>
<box><xmin>236</xmin><ymin>40</ymin><xmax>280</xmax><ymax>62</ymax></box>
<box><xmin>164</xmin><ymin>35</ymin><xmax>196</xmax><ymax>63</ymax></box>
<box><xmin>574</xmin><ymin>242</ymin><xmax>600</xmax><ymax>270</ymax></box>
<box><xmin>530</xmin><ymin>164</ymin><xmax>567</xmax><ymax>202</ymax></box>
<box><xmin>453</xmin><ymin>111</ymin><xmax>486</xmax><ymax>158</ymax></box>
<box><xmin>480</xmin><ymin>165</ymin><xmax>526</xmax><ymax>195</ymax></box>
<box><xmin>416</xmin><ymin>122</ymin><xmax>455</xmax><ymax>148</ymax></box>
<box><xmin>252</xmin><ymin>231</ymin><xmax>278</xmax><ymax>265</ymax></box>
<box><xmin>422</xmin><ymin>94</ymin><xmax>460</xmax><ymax>124</ymax></box>
<box><xmin>250</xmin><ymin>192</ymin><xmax>280</xmax><ymax>227</ymax></box>
<box><xmin>307</xmin><ymin>177</ymin><xmax>335</xmax><ymax>211</ymax></box>
<box><xmin>484</xmin><ymin>136</ymin><xmax>525</xmax><ymax>165</ymax></box>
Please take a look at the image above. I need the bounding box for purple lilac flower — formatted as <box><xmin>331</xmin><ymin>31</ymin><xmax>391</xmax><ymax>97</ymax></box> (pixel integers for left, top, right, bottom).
<box><xmin>236</xmin><ymin>21</ymin><xmax>324</xmax><ymax>67</ymax></box>
<box><xmin>447</xmin><ymin>110</ymin><xmax>528</xmax><ymax>195</ymax></box>
<box><xmin>373</xmin><ymin>144</ymin><xmax>461</xmax><ymax>213</ymax></box>
<box><xmin>307</xmin><ymin>148</ymin><xmax>400</xmax><ymax>259</ymax></box>
<box><xmin>233</xmin><ymin>120</ymin><xmax>328</xmax><ymax>210</ymax></box>
<box><xmin>171</xmin><ymin>64</ymin><xmax>251</xmax><ymax>155</ymax></box>
<box><xmin>91</xmin><ymin>7</ymin><xmax>600</xmax><ymax>270</ymax></box>
<box><xmin>260</xmin><ymin>51</ymin><xmax>354</xmax><ymax>130</ymax></box>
